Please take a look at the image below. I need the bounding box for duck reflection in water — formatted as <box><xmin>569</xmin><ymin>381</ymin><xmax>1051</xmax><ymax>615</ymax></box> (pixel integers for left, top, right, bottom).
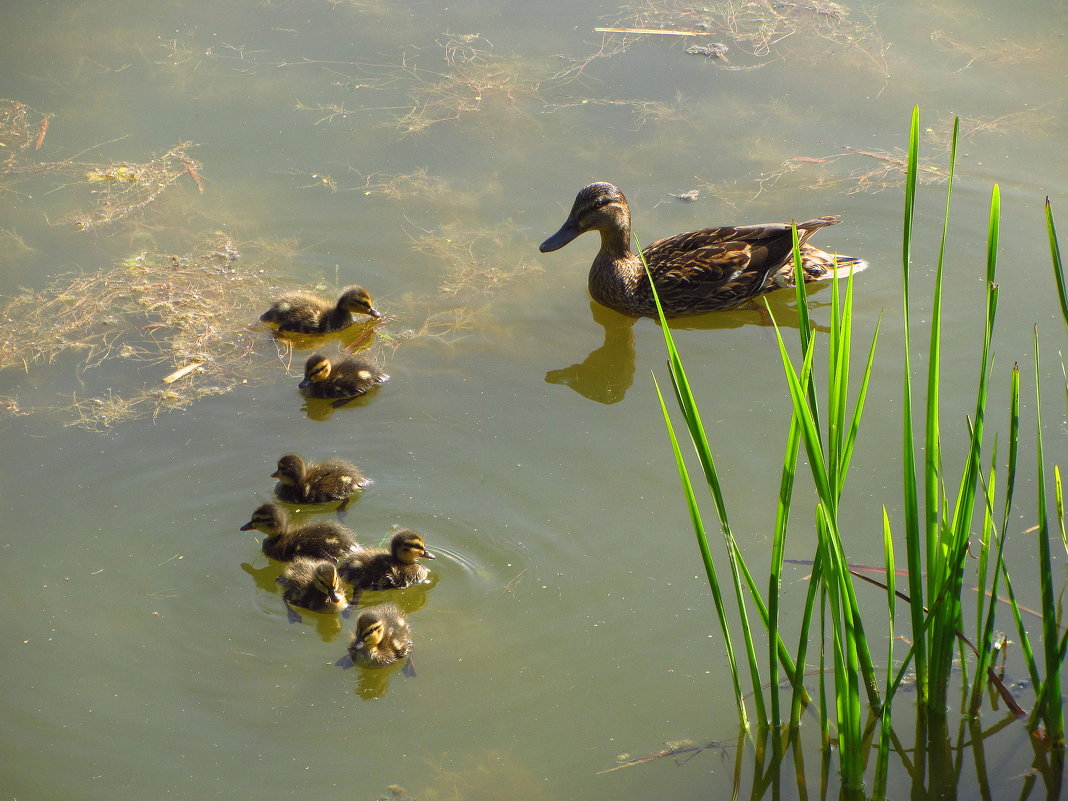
<box><xmin>544</xmin><ymin>302</ymin><xmax>636</xmax><ymax>404</ymax></box>
<box><xmin>545</xmin><ymin>294</ymin><xmax>832</xmax><ymax>405</ymax></box>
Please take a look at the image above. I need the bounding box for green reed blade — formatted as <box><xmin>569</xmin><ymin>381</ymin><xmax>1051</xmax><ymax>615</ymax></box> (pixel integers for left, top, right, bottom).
<box><xmin>1057</xmin><ymin>465</ymin><xmax>1066</xmax><ymax>558</ymax></box>
<box><xmin>770</xmin><ymin>302</ymin><xmax>882</xmax><ymax>711</ymax></box>
<box><xmin>642</xmin><ymin>239</ymin><xmax>772</xmax><ymax>725</ymax></box>
<box><xmin>842</xmin><ymin>316</ymin><xmax>881</xmax><ymax>477</ymax></box>
<box><xmin>1028</xmin><ymin>328</ymin><xmax>1063</xmax><ymax>744</ymax></box>
<box><xmin>815</xmin><ymin>503</ymin><xmax>864</xmax><ymax>789</ymax></box>
<box><xmin>769</xmin><ymin>411</ymin><xmax>802</xmax><ymax>727</ymax></box>
<box><xmin>923</xmin><ymin>115</ymin><xmax>959</xmax><ymax>644</ymax></box>
<box><xmin>872</xmin><ymin>508</ymin><xmax>896</xmax><ymax>799</ymax></box>
<box><xmin>652</xmin><ymin>372</ymin><xmax>750</xmax><ymax>727</ymax></box>
<box><xmin>1046</xmin><ymin>199</ymin><xmax>1068</xmax><ymax>336</ymax></box>
<box><xmin>790</xmin><ymin>539</ymin><xmax>825</xmax><ymax>727</ymax></box>
<box><xmin>900</xmin><ymin>105</ymin><xmax>927</xmax><ymax>701</ymax></box>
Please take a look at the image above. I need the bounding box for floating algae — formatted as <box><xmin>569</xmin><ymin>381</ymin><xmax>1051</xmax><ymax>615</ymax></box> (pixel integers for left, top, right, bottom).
<box><xmin>2</xmin><ymin>98</ymin><xmax>201</xmax><ymax>230</ymax></box>
<box><xmin>65</xmin><ymin>141</ymin><xmax>204</xmax><ymax>230</ymax></box>
<box><xmin>602</xmin><ymin>0</ymin><xmax>889</xmax><ymax>79</ymax></box>
<box><xmin>0</xmin><ymin>233</ymin><xmax>287</xmax><ymax>430</ymax></box>
<box><xmin>0</xmin><ymin>98</ymin><xmax>51</xmax><ymax>157</ymax></box>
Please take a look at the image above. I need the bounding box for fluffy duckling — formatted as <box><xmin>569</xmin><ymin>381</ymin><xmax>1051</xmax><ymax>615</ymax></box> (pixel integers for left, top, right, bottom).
<box><xmin>299</xmin><ymin>353</ymin><xmax>389</xmax><ymax>406</ymax></box>
<box><xmin>277</xmin><ymin>558</ymin><xmax>350</xmax><ymax>616</ymax></box>
<box><xmin>272</xmin><ymin>453</ymin><xmax>373</xmax><ymax>511</ymax></box>
<box><xmin>260</xmin><ymin>285</ymin><xmax>381</xmax><ymax>333</ymax></box>
<box><xmin>240</xmin><ymin>503</ymin><xmax>360</xmax><ymax>562</ymax></box>
<box><xmin>348</xmin><ymin>602</ymin><xmax>412</xmax><ymax>669</ymax></box>
<box><xmin>339</xmin><ymin>529</ymin><xmax>435</xmax><ymax>592</ymax></box>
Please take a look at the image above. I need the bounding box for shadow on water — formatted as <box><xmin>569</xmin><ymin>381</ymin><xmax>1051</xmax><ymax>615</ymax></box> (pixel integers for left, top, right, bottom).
<box><xmin>545</xmin><ymin>284</ymin><xmax>843</xmax><ymax>404</ymax></box>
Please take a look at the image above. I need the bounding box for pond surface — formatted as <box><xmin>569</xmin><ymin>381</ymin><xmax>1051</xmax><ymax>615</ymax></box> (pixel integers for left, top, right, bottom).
<box><xmin>1</xmin><ymin>1</ymin><xmax>1067</xmax><ymax>799</ymax></box>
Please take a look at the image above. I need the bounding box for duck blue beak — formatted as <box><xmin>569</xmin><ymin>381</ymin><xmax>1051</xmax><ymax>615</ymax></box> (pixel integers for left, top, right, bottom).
<box><xmin>540</xmin><ymin>219</ymin><xmax>581</xmax><ymax>252</ymax></box>
<box><xmin>367</xmin><ymin>307</ymin><xmax>382</xmax><ymax>319</ymax></box>
<box><xmin>298</xmin><ymin>377</ymin><xmax>312</xmax><ymax>389</ymax></box>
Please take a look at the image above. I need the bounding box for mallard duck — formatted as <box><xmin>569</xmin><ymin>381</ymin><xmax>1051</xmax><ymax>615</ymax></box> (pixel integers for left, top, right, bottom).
<box><xmin>277</xmin><ymin>558</ymin><xmax>349</xmax><ymax>615</ymax></box>
<box><xmin>539</xmin><ymin>182</ymin><xmax>866</xmax><ymax>317</ymax></box>
<box><xmin>348</xmin><ymin>602</ymin><xmax>412</xmax><ymax>669</ymax></box>
<box><xmin>339</xmin><ymin>529</ymin><xmax>435</xmax><ymax>593</ymax></box>
<box><xmin>272</xmin><ymin>454</ymin><xmax>373</xmax><ymax>511</ymax></box>
<box><xmin>260</xmin><ymin>285</ymin><xmax>381</xmax><ymax>333</ymax></box>
<box><xmin>299</xmin><ymin>353</ymin><xmax>389</xmax><ymax>406</ymax></box>
<box><xmin>240</xmin><ymin>503</ymin><xmax>361</xmax><ymax>561</ymax></box>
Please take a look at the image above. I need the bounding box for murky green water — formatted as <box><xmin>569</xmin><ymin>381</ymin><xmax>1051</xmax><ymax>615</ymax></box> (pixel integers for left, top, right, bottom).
<box><xmin>2</xmin><ymin>1</ymin><xmax>1067</xmax><ymax>798</ymax></box>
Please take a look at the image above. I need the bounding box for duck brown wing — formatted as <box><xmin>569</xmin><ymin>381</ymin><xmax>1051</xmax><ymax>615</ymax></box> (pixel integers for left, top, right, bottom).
<box><xmin>644</xmin><ymin>220</ymin><xmax>841</xmax><ymax>311</ymax></box>
<box><xmin>642</xmin><ymin>227</ymin><xmax>783</xmax><ymax>309</ymax></box>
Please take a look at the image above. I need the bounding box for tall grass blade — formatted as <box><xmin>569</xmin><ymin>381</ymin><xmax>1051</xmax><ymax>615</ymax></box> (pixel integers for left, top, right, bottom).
<box><xmin>769</xmin><ymin>294</ymin><xmax>882</xmax><ymax>710</ymax></box>
<box><xmin>1046</xmin><ymin>198</ymin><xmax>1068</xmax><ymax>336</ymax></box>
<box><xmin>922</xmin><ymin>115</ymin><xmax>959</xmax><ymax>701</ymax></box>
<box><xmin>930</xmin><ymin>184</ymin><xmax>1000</xmax><ymax>707</ymax></box>
<box><xmin>1057</xmin><ymin>465</ymin><xmax>1066</xmax><ymax>557</ymax></box>
<box><xmin>652</xmin><ymin>372</ymin><xmax>750</xmax><ymax>727</ymax></box>
<box><xmin>1027</xmin><ymin>328</ymin><xmax>1064</xmax><ymax>745</ymax></box>
<box><xmin>872</xmin><ymin>508</ymin><xmax>896</xmax><ymax>799</ymax></box>
<box><xmin>768</xmin><ymin>411</ymin><xmax>802</xmax><ymax>728</ymax></box>
<box><xmin>641</xmin><ymin>236</ymin><xmax>771</xmax><ymax>725</ymax></box>
<box><xmin>900</xmin><ymin>105</ymin><xmax>927</xmax><ymax>702</ymax></box>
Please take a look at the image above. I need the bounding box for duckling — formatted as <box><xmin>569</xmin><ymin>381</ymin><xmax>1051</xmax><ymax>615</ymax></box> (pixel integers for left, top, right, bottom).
<box><xmin>240</xmin><ymin>503</ymin><xmax>361</xmax><ymax>562</ymax></box>
<box><xmin>339</xmin><ymin>529</ymin><xmax>435</xmax><ymax>593</ymax></box>
<box><xmin>348</xmin><ymin>602</ymin><xmax>412</xmax><ymax>669</ymax></box>
<box><xmin>299</xmin><ymin>353</ymin><xmax>389</xmax><ymax>406</ymax></box>
<box><xmin>277</xmin><ymin>558</ymin><xmax>349</xmax><ymax>617</ymax></box>
<box><xmin>540</xmin><ymin>182</ymin><xmax>866</xmax><ymax>317</ymax></box>
<box><xmin>260</xmin><ymin>285</ymin><xmax>381</xmax><ymax>333</ymax></box>
<box><xmin>272</xmin><ymin>453</ymin><xmax>373</xmax><ymax>512</ymax></box>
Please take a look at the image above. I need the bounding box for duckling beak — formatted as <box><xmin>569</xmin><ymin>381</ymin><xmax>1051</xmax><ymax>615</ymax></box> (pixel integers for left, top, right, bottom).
<box><xmin>366</xmin><ymin>307</ymin><xmax>382</xmax><ymax>319</ymax></box>
<box><xmin>352</xmin><ymin>638</ymin><xmax>366</xmax><ymax>650</ymax></box>
<box><xmin>298</xmin><ymin>376</ymin><xmax>312</xmax><ymax>389</ymax></box>
<box><xmin>270</xmin><ymin>469</ymin><xmax>280</xmax><ymax>478</ymax></box>
<box><xmin>540</xmin><ymin>219</ymin><xmax>581</xmax><ymax>252</ymax></box>
<box><xmin>328</xmin><ymin>588</ymin><xmax>345</xmax><ymax>604</ymax></box>
<box><xmin>422</xmin><ymin>549</ymin><xmax>436</xmax><ymax>560</ymax></box>
<box><xmin>240</xmin><ymin>521</ymin><xmax>255</xmax><ymax>531</ymax></box>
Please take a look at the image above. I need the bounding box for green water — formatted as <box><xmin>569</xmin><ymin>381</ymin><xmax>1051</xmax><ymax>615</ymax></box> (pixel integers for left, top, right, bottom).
<box><xmin>2</xmin><ymin>1</ymin><xmax>1067</xmax><ymax>798</ymax></box>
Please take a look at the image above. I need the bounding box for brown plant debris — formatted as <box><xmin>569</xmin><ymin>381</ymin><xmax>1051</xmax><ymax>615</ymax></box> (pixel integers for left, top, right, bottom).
<box><xmin>692</xmin><ymin>139</ymin><xmax>949</xmax><ymax>210</ymax></box>
<box><xmin>394</xmin><ymin>35</ymin><xmax>544</xmax><ymax>133</ymax></box>
<box><xmin>610</xmin><ymin>0</ymin><xmax>889</xmax><ymax>79</ymax></box>
<box><xmin>930</xmin><ymin>29</ymin><xmax>1043</xmax><ymax>70</ymax></box>
<box><xmin>406</xmin><ymin>221</ymin><xmax>541</xmax><ymax>297</ymax></box>
<box><xmin>2</xmin><ymin>121</ymin><xmax>204</xmax><ymax>230</ymax></box>
<box><xmin>927</xmin><ymin>105</ymin><xmax>1060</xmax><ymax>150</ymax></box>
<box><xmin>598</xmin><ymin>739</ymin><xmax>730</xmax><ymax>773</ymax></box>
<box><xmin>359</xmin><ymin>169</ymin><xmax>454</xmax><ymax>202</ymax></box>
<box><xmin>0</xmin><ymin>233</ymin><xmax>286</xmax><ymax>430</ymax></box>
<box><xmin>541</xmin><ymin>95</ymin><xmax>686</xmax><ymax>128</ymax></box>
<box><xmin>0</xmin><ymin>99</ymin><xmax>52</xmax><ymax>159</ymax></box>
<box><xmin>68</xmin><ymin>142</ymin><xmax>204</xmax><ymax>230</ymax></box>
<box><xmin>380</xmin><ymin>307</ymin><xmax>481</xmax><ymax>354</ymax></box>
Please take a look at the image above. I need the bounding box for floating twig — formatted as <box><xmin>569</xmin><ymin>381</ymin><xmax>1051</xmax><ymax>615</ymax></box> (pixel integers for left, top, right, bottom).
<box><xmin>594</xmin><ymin>26</ymin><xmax>714</xmax><ymax>36</ymax></box>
